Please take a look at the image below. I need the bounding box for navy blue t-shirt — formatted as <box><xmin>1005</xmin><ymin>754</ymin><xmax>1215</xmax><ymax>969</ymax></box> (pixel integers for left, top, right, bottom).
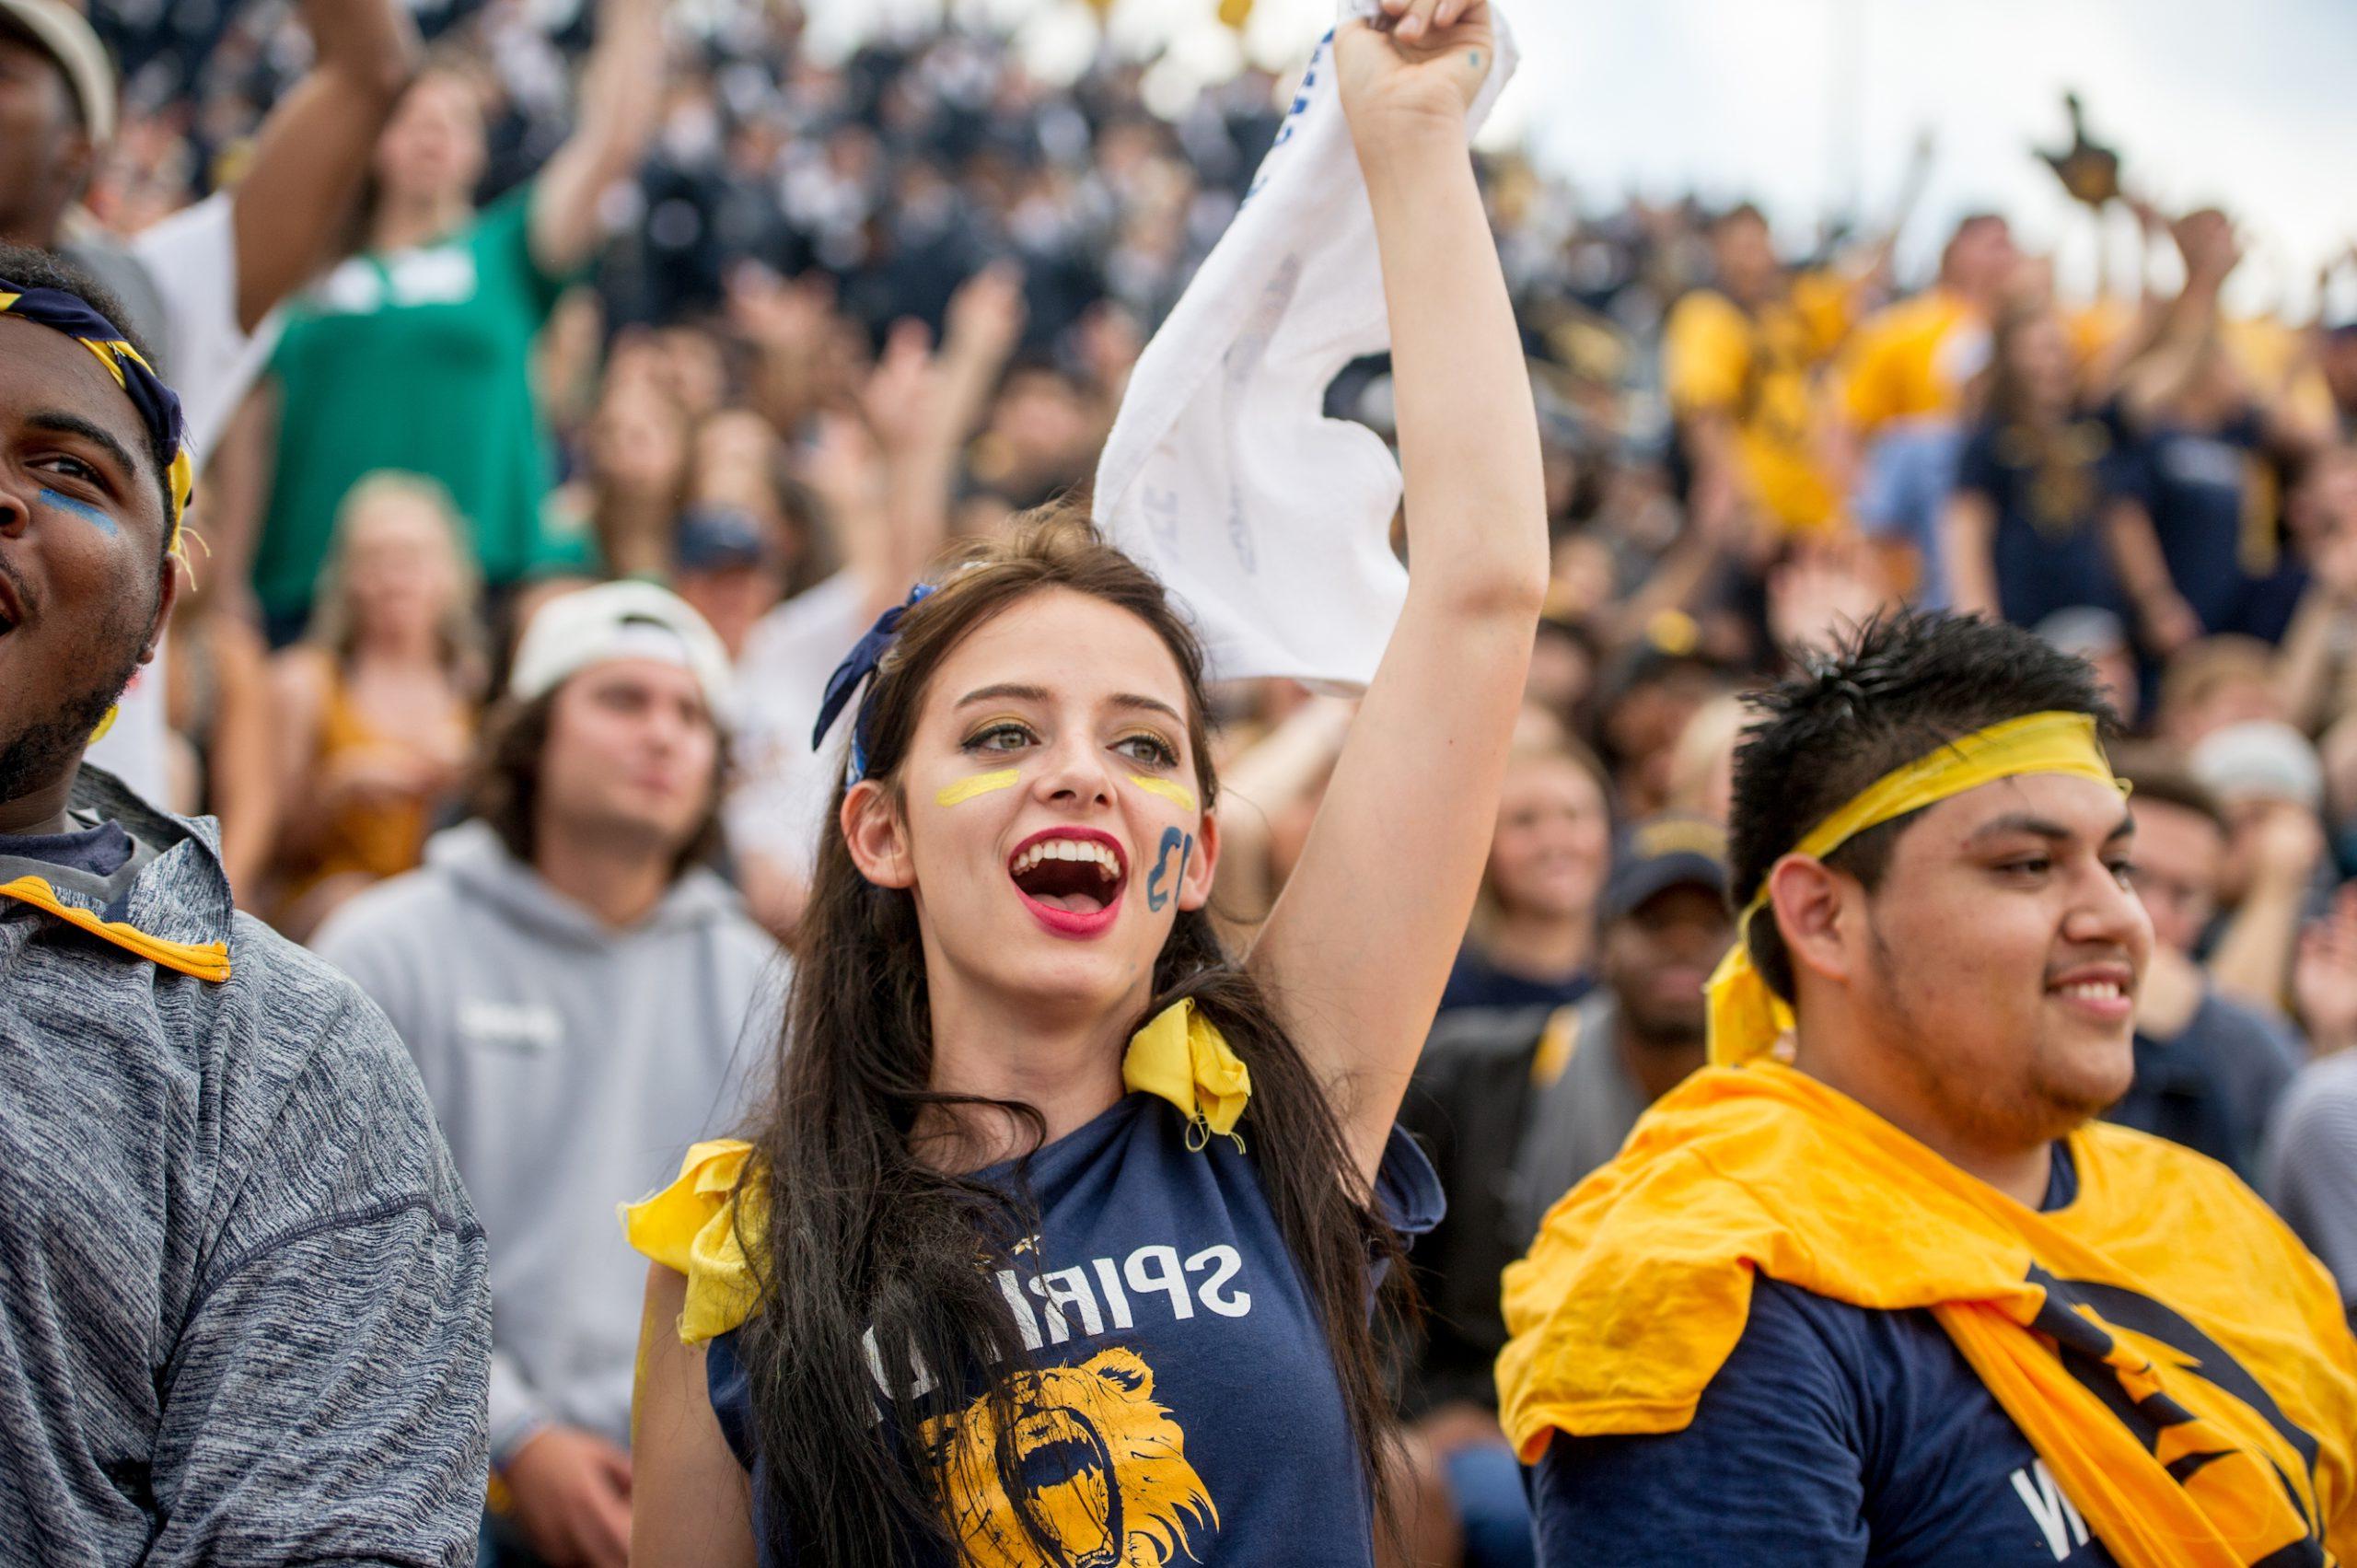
<box><xmin>2110</xmin><ymin>408</ymin><xmax>2304</xmax><ymax>643</ymax></box>
<box><xmin>708</xmin><ymin>1092</ymin><xmax>1444</xmax><ymax>1565</ymax></box>
<box><xmin>2107</xmin><ymin>991</ymin><xmax>2301</xmax><ymax>1178</ymax></box>
<box><xmin>1534</xmin><ymin>1145</ymin><xmax>2117</xmax><ymax>1565</ymax></box>
<box><xmin>0</xmin><ymin>819</ymin><xmax>135</xmax><ymax>879</ymax></box>
<box><xmin>1438</xmin><ymin>945</ymin><xmax>1593</xmax><ymax>1017</ymax></box>
<box><xmin>1953</xmin><ymin>418</ymin><xmax>2130</xmax><ymax>629</ymax></box>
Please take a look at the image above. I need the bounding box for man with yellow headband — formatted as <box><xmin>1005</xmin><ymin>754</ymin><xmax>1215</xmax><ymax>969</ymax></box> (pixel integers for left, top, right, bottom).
<box><xmin>1497</xmin><ymin>610</ymin><xmax>2357</xmax><ymax>1566</ymax></box>
<box><xmin>0</xmin><ymin>245</ymin><xmax>490</xmax><ymax>1561</ymax></box>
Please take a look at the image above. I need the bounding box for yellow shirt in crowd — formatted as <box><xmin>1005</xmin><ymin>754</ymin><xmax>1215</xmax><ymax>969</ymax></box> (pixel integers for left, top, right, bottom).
<box><xmin>1839</xmin><ymin>286</ymin><xmax>1990</xmax><ymax>435</ymax></box>
<box><xmin>1662</xmin><ymin>271</ymin><xmax>1854</xmax><ymax>536</ymax></box>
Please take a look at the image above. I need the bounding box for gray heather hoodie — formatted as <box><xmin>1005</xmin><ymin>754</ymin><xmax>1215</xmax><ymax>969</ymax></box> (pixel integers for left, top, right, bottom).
<box><xmin>0</xmin><ymin>767</ymin><xmax>489</xmax><ymax>1566</ymax></box>
<box><xmin>313</xmin><ymin>821</ymin><xmax>783</xmax><ymax>1462</ymax></box>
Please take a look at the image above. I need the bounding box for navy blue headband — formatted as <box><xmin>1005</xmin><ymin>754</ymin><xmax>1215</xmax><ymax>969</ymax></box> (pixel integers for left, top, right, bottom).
<box><xmin>0</xmin><ymin>278</ymin><xmax>193</xmax><ymax>544</ymax></box>
<box><xmin>812</xmin><ymin>582</ymin><xmax>936</xmax><ymax>782</ymax></box>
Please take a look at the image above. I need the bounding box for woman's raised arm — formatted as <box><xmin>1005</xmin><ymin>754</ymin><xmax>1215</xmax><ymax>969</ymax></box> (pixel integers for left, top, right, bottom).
<box><xmin>529</xmin><ymin>0</ymin><xmax>666</xmax><ymax>275</ymax></box>
<box><xmin>1245</xmin><ymin>0</ymin><xmax>1548</xmax><ymax>1182</ymax></box>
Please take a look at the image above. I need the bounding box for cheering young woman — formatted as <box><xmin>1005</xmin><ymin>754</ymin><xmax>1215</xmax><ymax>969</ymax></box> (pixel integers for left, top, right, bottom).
<box><xmin>623</xmin><ymin>2</ymin><xmax>1545</xmax><ymax>1562</ymax></box>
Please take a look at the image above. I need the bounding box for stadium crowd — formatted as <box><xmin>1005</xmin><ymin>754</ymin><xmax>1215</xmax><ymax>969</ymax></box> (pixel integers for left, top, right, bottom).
<box><xmin>6</xmin><ymin>0</ymin><xmax>2357</xmax><ymax>1563</ymax></box>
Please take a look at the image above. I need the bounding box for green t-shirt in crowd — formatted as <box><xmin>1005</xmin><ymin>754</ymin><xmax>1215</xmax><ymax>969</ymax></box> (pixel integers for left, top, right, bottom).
<box><xmin>252</xmin><ymin>186</ymin><xmax>593</xmax><ymax>623</ymax></box>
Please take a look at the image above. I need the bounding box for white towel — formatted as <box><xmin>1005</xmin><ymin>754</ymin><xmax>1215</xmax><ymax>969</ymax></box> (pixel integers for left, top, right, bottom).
<box><xmin>1093</xmin><ymin>3</ymin><xmax>1518</xmax><ymax>691</ymax></box>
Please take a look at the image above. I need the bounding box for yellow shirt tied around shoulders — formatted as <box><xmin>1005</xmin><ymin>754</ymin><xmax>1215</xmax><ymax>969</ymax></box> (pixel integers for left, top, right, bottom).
<box><xmin>1496</xmin><ymin>710</ymin><xmax>2357</xmax><ymax>1567</ymax></box>
<box><xmin>1663</xmin><ymin>275</ymin><xmax>1852</xmax><ymax>537</ymax></box>
<box><xmin>622</xmin><ymin>997</ymin><xmax>1251</xmax><ymax>1345</ymax></box>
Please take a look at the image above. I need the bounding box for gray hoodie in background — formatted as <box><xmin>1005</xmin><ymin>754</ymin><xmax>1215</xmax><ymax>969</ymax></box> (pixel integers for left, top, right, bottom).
<box><xmin>0</xmin><ymin>767</ymin><xmax>489</xmax><ymax>1566</ymax></box>
<box><xmin>313</xmin><ymin>820</ymin><xmax>784</xmax><ymax>1461</ymax></box>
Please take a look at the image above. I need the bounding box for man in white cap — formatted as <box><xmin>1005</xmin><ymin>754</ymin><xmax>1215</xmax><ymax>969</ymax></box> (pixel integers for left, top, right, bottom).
<box><xmin>314</xmin><ymin>582</ymin><xmax>782</xmax><ymax>1568</ymax></box>
<box><xmin>0</xmin><ymin>0</ymin><xmax>418</xmax><ymax>797</ymax></box>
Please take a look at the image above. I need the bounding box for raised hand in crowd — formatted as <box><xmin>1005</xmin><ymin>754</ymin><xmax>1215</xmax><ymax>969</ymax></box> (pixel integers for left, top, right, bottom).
<box><xmin>1766</xmin><ymin>541</ymin><xmax>1889</xmax><ymax>658</ymax></box>
<box><xmin>728</xmin><ymin>262</ymin><xmax>840</xmax><ymax>434</ymax></box>
<box><xmin>527</xmin><ymin>0</ymin><xmax>668</xmax><ymax>275</ymax></box>
<box><xmin>226</xmin><ymin>0</ymin><xmax>423</xmax><ymax>332</ymax></box>
<box><xmin>2212</xmin><ymin>797</ymin><xmax>2330</xmax><ymax>1012</ymax></box>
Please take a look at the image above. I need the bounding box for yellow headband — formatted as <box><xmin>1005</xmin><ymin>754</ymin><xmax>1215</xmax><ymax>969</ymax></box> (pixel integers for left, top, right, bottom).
<box><xmin>1705</xmin><ymin>710</ymin><xmax>2128</xmax><ymax>1066</ymax></box>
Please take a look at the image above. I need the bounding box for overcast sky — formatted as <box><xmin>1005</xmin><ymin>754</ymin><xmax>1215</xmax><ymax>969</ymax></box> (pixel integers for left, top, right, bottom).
<box><xmin>807</xmin><ymin>0</ymin><xmax>2357</xmax><ymax>314</ymax></box>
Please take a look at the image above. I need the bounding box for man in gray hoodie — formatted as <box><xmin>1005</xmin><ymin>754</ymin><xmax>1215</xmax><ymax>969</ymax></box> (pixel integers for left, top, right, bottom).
<box><xmin>315</xmin><ymin>580</ymin><xmax>782</xmax><ymax>1568</ymax></box>
<box><xmin>0</xmin><ymin>246</ymin><xmax>490</xmax><ymax>1562</ymax></box>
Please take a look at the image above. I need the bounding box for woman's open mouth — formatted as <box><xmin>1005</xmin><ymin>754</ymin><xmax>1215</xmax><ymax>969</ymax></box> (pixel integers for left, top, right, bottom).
<box><xmin>1007</xmin><ymin>828</ymin><xmax>1127</xmax><ymax>938</ymax></box>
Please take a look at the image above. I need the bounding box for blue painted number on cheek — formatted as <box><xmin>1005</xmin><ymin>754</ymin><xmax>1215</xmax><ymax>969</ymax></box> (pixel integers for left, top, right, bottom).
<box><xmin>39</xmin><ymin>488</ymin><xmax>116</xmax><ymax>535</ymax></box>
<box><xmin>1146</xmin><ymin>826</ymin><xmax>1187</xmax><ymax>912</ymax></box>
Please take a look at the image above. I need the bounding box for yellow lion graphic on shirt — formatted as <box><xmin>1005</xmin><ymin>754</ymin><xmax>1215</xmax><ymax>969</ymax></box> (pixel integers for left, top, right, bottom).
<box><xmin>921</xmin><ymin>1346</ymin><xmax>1218</xmax><ymax>1567</ymax></box>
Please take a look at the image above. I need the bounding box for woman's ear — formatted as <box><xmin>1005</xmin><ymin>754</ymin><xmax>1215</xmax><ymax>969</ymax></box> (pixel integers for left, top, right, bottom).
<box><xmin>841</xmin><ymin>780</ymin><xmax>912</xmax><ymax>889</ymax></box>
<box><xmin>1176</xmin><ymin>809</ymin><xmax>1219</xmax><ymax>912</ymax></box>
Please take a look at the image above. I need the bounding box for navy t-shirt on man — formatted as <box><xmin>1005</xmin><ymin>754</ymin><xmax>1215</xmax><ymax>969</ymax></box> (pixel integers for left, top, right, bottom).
<box><xmin>1534</xmin><ymin>1144</ymin><xmax>2115</xmax><ymax>1565</ymax></box>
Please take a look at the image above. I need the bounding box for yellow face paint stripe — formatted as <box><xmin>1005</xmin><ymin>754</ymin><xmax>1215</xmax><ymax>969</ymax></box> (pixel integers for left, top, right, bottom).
<box><xmin>1128</xmin><ymin>774</ymin><xmax>1198</xmax><ymax>813</ymax></box>
<box><xmin>935</xmin><ymin>768</ymin><xmax>1021</xmax><ymax>807</ymax></box>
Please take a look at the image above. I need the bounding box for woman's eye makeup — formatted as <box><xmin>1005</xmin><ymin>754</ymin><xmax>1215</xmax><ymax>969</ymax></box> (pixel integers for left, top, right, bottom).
<box><xmin>1115</xmin><ymin>730</ymin><xmax>1179</xmax><ymax>767</ymax></box>
<box><xmin>961</xmin><ymin>720</ymin><xmax>1037</xmax><ymax>753</ymax></box>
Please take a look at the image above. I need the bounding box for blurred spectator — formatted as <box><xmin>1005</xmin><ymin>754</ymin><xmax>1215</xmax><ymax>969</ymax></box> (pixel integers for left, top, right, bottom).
<box><xmin>2155</xmin><ymin>634</ymin><xmax>2287</xmax><ymax>749</ymax></box>
<box><xmin>268</xmin><ymin>472</ymin><xmax>482</xmax><ymax>940</ymax></box>
<box><xmin>1844</xmin><ymin>213</ymin><xmax>2019</xmax><ymax>603</ymax></box>
<box><xmin>163</xmin><ymin>578</ymin><xmax>280</xmax><ymax>906</ymax></box>
<box><xmin>1438</xmin><ymin>711</ymin><xmax>1613</xmax><ymax>1017</ymax></box>
<box><xmin>1524</xmin><ymin>608</ymin><xmax>1601</xmax><ymax>738</ymax></box>
<box><xmin>3</xmin><ymin>0</ymin><xmax>421</xmax><ymax>799</ymax></box>
<box><xmin>3</xmin><ymin>0</ymin><xmax>415</xmax><ymax>453</ymax></box>
<box><xmin>672</xmin><ymin>505</ymin><xmax>789</xmax><ymax>660</ymax></box>
<box><xmin>313</xmin><ymin>582</ymin><xmax>778</xmax><ymax>1567</ymax></box>
<box><xmin>220</xmin><ymin>0</ymin><xmax>667</xmax><ymax>645</ymax></box>
<box><xmin>2105</xmin><ymin>210</ymin><xmax>2328</xmax><ymax>653</ymax></box>
<box><xmin>2260</xmin><ymin>886</ymin><xmax>2357</xmax><ymax>1312</ymax></box>
<box><xmin>1593</xmin><ymin>626</ymin><xmax>1739</xmax><ymax>816</ymax></box>
<box><xmin>726</xmin><ymin>263</ymin><xmax>1028</xmax><ymax>936</ymax></box>
<box><xmin>1401</xmin><ymin>816</ymin><xmax>1733</xmax><ymax>1568</ymax></box>
<box><xmin>2035</xmin><ymin>607</ymin><xmax>2141</xmax><ymax>730</ymax></box>
<box><xmin>2190</xmin><ymin>717</ymin><xmax>2332</xmax><ymax>1012</ymax></box>
<box><xmin>1942</xmin><ymin>297</ymin><xmax>2132</xmax><ymax>630</ymax></box>
<box><xmin>575</xmin><ymin>372</ymin><xmax>692</xmax><ymax>581</ymax></box>
<box><xmin>1663</xmin><ymin>689</ymin><xmax>1746</xmax><ymax>822</ymax></box>
<box><xmin>1661</xmin><ymin>203</ymin><xmax>1856</xmax><ymax>544</ymax></box>
<box><xmin>2112</xmin><ymin>758</ymin><xmax>2301</xmax><ymax>1174</ymax></box>
<box><xmin>2323</xmin><ymin>320</ymin><xmax>2357</xmax><ymax>442</ymax></box>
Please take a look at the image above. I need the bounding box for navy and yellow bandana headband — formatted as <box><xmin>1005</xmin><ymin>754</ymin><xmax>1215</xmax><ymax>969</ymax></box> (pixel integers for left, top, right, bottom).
<box><xmin>0</xmin><ymin>278</ymin><xmax>195</xmax><ymax>553</ymax></box>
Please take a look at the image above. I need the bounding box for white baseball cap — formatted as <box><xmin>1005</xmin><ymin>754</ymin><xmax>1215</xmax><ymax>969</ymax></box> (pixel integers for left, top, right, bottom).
<box><xmin>2189</xmin><ymin>719</ymin><xmax>2324</xmax><ymax>812</ymax></box>
<box><xmin>0</xmin><ymin>0</ymin><xmax>117</xmax><ymax>146</ymax></box>
<box><xmin>508</xmin><ymin>580</ymin><xmax>735</xmax><ymax>724</ymax></box>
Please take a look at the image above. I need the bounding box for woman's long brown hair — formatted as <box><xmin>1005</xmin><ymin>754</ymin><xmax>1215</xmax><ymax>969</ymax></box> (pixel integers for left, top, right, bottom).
<box><xmin>732</xmin><ymin>507</ymin><xmax>1411</xmax><ymax>1562</ymax></box>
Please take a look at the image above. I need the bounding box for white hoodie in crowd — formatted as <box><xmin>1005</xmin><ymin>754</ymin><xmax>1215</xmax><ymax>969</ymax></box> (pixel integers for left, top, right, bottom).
<box><xmin>312</xmin><ymin>819</ymin><xmax>784</xmax><ymax>1462</ymax></box>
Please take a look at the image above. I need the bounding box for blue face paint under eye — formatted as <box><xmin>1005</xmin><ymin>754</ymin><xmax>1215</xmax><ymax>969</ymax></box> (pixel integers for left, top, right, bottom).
<box><xmin>38</xmin><ymin>488</ymin><xmax>116</xmax><ymax>535</ymax></box>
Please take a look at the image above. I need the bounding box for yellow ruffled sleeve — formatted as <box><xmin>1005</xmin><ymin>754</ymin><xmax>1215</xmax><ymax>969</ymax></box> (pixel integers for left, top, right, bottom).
<box><xmin>621</xmin><ymin>1138</ymin><xmax>764</xmax><ymax>1345</ymax></box>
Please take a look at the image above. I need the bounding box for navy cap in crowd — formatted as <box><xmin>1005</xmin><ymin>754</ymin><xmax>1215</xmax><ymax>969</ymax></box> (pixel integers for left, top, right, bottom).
<box><xmin>1601</xmin><ymin>814</ymin><xmax>1730</xmax><ymax>925</ymax></box>
<box><xmin>673</xmin><ymin>506</ymin><xmax>771</xmax><ymax>575</ymax></box>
